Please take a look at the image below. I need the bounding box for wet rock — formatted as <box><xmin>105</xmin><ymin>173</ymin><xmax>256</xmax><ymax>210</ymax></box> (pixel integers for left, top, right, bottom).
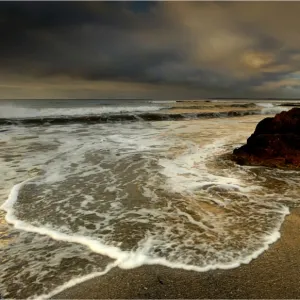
<box><xmin>232</xmin><ymin>108</ymin><xmax>300</xmax><ymax>168</ymax></box>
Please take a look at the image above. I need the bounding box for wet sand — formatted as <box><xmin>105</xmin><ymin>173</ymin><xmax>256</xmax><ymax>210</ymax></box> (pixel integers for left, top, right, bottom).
<box><xmin>55</xmin><ymin>207</ymin><xmax>300</xmax><ymax>299</ymax></box>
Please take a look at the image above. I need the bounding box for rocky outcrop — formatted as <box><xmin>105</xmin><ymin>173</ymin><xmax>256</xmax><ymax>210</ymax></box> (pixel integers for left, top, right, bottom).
<box><xmin>232</xmin><ymin>108</ymin><xmax>300</xmax><ymax>168</ymax></box>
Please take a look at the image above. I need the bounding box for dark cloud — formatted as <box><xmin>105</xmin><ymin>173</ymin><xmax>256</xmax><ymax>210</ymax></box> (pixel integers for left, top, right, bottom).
<box><xmin>0</xmin><ymin>1</ymin><xmax>300</xmax><ymax>99</ymax></box>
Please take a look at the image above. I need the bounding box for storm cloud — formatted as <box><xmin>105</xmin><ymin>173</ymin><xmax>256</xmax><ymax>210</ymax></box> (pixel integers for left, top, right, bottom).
<box><xmin>1</xmin><ymin>1</ymin><xmax>300</xmax><ymax>99</ymax></box>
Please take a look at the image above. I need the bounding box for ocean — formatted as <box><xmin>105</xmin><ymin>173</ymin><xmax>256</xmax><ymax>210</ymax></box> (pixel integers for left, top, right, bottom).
<box><xmin>0</xmin><ymin>99</ymin><xmax>300</xmax><ymax>299</ymax></box>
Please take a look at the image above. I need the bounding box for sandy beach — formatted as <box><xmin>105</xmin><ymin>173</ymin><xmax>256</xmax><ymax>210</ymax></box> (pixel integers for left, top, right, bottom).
<box><xmin>55</xmin><ymin>207</ymin><xmax>300</xmax><ymax>299</ymax></box>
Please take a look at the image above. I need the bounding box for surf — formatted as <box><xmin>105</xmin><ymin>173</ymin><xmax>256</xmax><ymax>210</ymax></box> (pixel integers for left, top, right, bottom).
<box><xmin>1</xmin><ymin>109</ymin><xmax>300</xmax><ymax>299</ymax></box>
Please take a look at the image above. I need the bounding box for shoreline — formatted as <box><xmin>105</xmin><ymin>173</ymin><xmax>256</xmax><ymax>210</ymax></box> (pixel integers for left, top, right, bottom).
<box><xmin>54</xmin><ymin>207</ymin><xmax>300</xmax><ymax>299</ymax></box>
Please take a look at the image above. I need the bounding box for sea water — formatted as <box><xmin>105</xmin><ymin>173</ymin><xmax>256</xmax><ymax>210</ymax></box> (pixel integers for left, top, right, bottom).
<box><xmin>0</xmin><ymin>99</ymin><xmax>299</xmax><ymax>299</ymax></box>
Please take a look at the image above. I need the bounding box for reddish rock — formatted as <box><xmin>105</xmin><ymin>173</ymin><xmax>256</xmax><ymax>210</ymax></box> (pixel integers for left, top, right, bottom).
<box><xmin>232</xmin><ymin>108</ymin><xmax>300</xmax><ymax>168</ymax></box>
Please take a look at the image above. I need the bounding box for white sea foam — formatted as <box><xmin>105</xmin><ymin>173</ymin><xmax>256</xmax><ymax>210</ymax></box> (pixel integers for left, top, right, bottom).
<box><xmin>158</xmin><ymin>140</ymin><xmax>242</xmax><ymax>195</ymax></box>
<box><xmin>261</xmin><ymin>106</ymin><xmax>290</xmax><ymax>115</ymax></box>
<box><xmin>1</xmin><ymin>180</ymin><xmax>127</xmax><ymax>261</ymax></box>
<box><xmin>34</xmin><ymin>261</ymin><xmax>119</xmax><ymax>300</ymax></box>
<box><xmin>1</xmin><ymin>178</ymin><xmax>289</xmax><ymax>299</ymax></box>
<box><xmin>256</xmin><ymin>102</ymin><xmax>274</xmax><ymax>108</ymax></box>
<box><xmin>256</xmin><ymin>102</ymin><xmax>291</xmax><ymax>115</ymax></box>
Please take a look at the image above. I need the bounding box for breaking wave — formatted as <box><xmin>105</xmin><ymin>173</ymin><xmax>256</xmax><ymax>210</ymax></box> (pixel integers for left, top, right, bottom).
<box><xmin>256</xmin><ymin>102</ymin><xmax>274</xmax><ymax>108</ymax></box>
<box><xmin>0</xmin><ymin>110</ymin><xmax>262</xmax><ymax>125</ymax></box>
<box><xmin>1</xmin><ymin>101</ymin><xmax>295</xmax><ymax>126</ymax></box>
<box><xmin>0</xmin><ymin>104</ymin><xmax>164</xmax><ymax>119</ymax></box>
<box><xmin>261</xmin><ymin>106</ymin><xmax>290</xmax><ymax>115</ymax></box>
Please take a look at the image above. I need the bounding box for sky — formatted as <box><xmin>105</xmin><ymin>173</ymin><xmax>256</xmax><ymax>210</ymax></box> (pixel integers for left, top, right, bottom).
<box><xmin>1</xmin><ymin>1</ymin><xmax>300</xmax><ymax>100</ymax></box>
